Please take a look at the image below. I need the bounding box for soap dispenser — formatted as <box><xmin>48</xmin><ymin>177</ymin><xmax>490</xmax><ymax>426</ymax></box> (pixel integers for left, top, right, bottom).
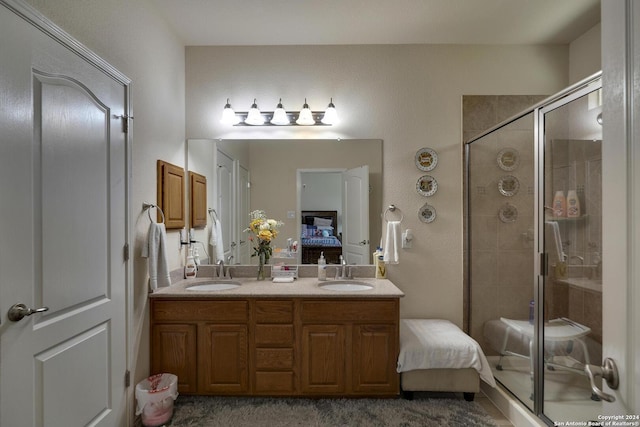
<box><xmin>317</xmin><ymin>252</ymin><xmax>327</xmax><ymax>281</ymax></box>
<box><xmin>185</xmin><ymin>247</ymin><xmax>197</xmax><ymax>279</ymax></box>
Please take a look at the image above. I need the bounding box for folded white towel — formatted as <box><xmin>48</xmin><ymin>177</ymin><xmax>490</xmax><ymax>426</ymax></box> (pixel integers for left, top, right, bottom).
<box><xmin>383</xmin><ymin>221</ymin><xmax>401</xmax><ymax>264</ymax></box>
<box><xmin>141</xmin><ymin>222</ymin><xmax>171</xmax><ymax>291</ymax></box>
<box><xmin>209</xmin><ymin>218</ymin><xmax>225</xmax><ymax>263</ymax></box>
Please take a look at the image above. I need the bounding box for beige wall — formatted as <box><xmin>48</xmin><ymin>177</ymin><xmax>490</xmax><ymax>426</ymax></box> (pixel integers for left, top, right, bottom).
<box><xmin>569</xmin><ymin>23</ymin><xmax>602</xmax><ymax>83</ymax></box>
<box><xmin>23</xmin><ymin>0</ymin><xmax>187</xmax><ymax>416</ymax></box>
<box><xmin>186</xmin><ymin>45</ymin><xmax>570</xmax><ymax>322</ymax></box>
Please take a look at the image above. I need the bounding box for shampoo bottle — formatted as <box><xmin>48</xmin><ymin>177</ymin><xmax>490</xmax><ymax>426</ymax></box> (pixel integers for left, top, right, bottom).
<box><xmin>375</xmin><ymin>247</ymin><xmax>387</xmax><ymax>279</ymax></box>
<box><xmin>317</xmin><ymin>252</ymin><xmax>327</xmax><ymax>281</ymax></box>
<box><xmin>552</xmin><ymin>191</ymin><xmax>566</xmax><ymax>217</ymax></box>
<box><xmin>566</xmin><ymin>190</ymin><xmax>581</xmax><ymax>218</ymax></box>
<box><xmin>185</xmin><ymin>247</ymin><xmax>197</xmax><ymax>279</ymax></box>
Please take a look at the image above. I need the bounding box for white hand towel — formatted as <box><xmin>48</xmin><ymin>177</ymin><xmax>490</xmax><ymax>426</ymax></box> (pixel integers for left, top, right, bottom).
<box><xmin>141</xmin><ymin>222</ymin><xmax>171</xmax><ymax>291</ymax></box>
<box><xmin>545</xmin><ymin>221</ymin><xmax>565</xmax><ymax>263</ymax></box>
<box><xmin>209</xmin><ymin>219</ymin><xmax>225</xmax><ymax>263</ymax></box>
<box><xmin>383</xmin><ymin>221</ymin><xmax>401</xmax><ymax>264</ymax></box>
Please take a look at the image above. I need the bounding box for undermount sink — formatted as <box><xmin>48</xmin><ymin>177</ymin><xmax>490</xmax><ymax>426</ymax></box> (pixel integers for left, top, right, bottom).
<box><xmin>186</xmin><ymin>280</ymin><xmax>241</xmax><ymax>291</ymax></box>
<box><xmin>318</xmin><ymin>281</ymin><xmax>374</xmax><ymax>291</ymax></box>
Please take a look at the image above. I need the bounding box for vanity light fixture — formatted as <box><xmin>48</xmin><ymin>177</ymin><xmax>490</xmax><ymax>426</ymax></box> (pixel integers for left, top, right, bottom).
<box><xmin>270</xmin><ymin>98</ymin><xmax>290</xmax><ymax>125</ymax></box>
<box><xmin>296</xmin><ymin>98</ymin><xmax>315</xmax><ymax>126</ymax></box>
<box><xmin>321</xmin><ymin>98</ymin><xmax>338</xmax><ymax>125</ymax></box>
<box><xmin>220</xmin><ymin>98</ymin><xmax>241</xmax><ymax>125</ymax></box>
<box><xmin>244</xmin><ymin>99</ymin><xmax>265</xmax><ymax>125</ymax></box>
<box><xmin>220</xmin><ymin>98</ymin><xmax>338</xmax><ymax>126</ymax></box>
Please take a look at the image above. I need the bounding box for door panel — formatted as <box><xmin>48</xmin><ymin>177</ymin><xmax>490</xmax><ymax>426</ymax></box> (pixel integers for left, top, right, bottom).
<box><xmin>37</xmin><ymin>71</ymin><xmax>111</xmax><ymax>312</ymax></box>
<box><xmin>342</xmin><ymin>165</ymin><xmax>370</xmax><ymax>264</ymax></box>
<box><xmin>0</xmin><ymin>3</ymin><xmax>129</xmax><ymax>426</ymax></box>
<box><xmin>237</xmin><ymin>164</ymin><xmax>251</xmax><ymax>264</ymax></box>
<box><xmin>216</xmin><ymin>150</ymin><xmax>234</xmax><ymax>263</ymax></box>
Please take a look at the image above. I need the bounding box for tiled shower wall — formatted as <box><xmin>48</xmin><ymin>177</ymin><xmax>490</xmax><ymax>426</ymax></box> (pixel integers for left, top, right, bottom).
<box><xmin>463</xmin><ymin>95</ymin><xmax>546</xmax><ymax>354</ymax></box>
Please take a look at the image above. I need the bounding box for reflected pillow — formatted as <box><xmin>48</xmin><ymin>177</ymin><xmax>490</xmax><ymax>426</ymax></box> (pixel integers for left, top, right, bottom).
<box><xmin>313</xmin><ymin>217</ymin><xmax>332</xmax><ymax>226</ymax></box>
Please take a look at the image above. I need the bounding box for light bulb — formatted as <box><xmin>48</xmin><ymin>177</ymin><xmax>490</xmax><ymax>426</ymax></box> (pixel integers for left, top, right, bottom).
<box><xmin>270</xmin><ymin>98</ymin><xmax>290</xmax><ymax>125</ymax></box>
<box><xmin>296</xmin><ymin>98</ymin><xmax>315</xmax><ymax>126</ymax></box>
<box><xmin>321</xmin><ymin>98</ymin><xmax>338</xmax><ymax>125</ymax></box>
<box><xmin>220</xmin><ymin>98</ymin><xmax>240</xmax><ymax>125</ymax></box>
<box><xmin>245</xmin><ymin>99</ymin><xmax>264</xmax><ymax>125</ymax></box>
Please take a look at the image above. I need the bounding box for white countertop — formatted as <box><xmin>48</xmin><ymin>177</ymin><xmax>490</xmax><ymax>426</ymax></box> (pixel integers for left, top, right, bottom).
<box><xmin>149</xmin><ymin>276</ymin><xmax>405</xmax><ymax>299</ymax></box>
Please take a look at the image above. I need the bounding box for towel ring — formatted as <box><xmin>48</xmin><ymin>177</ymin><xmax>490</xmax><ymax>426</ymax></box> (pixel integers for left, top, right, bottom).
<box><xmin>383</xmin><ymin>204</ymin><xmax>404</xmax><ymax>222</ymax></box>
<box><xmin>143</xmin><ymin>202</ymin><xmax>165</xmax><ymax>224</ymax></box>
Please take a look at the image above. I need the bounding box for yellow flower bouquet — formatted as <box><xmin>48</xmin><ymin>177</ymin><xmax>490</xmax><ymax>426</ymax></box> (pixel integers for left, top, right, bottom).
<box><xmin>244</xmin><ymin>210</ymin><xmax>283</xmax><ymax>279</ymax></box>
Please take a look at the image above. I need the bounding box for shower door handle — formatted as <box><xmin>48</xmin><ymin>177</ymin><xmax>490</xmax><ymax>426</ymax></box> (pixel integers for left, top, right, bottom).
<box><xmin>584</xmin><ymin>357</ymin><xmax>619</xmax><ymax>402</ymax></box>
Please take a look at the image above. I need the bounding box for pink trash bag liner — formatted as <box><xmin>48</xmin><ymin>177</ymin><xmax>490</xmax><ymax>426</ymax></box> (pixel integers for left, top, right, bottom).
<box><xmin>135</xmin><ymin>373</ymin><xmax>179</xmax><ymax>427</ymax></box>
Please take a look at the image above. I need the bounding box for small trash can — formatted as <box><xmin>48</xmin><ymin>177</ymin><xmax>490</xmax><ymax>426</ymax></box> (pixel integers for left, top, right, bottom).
<box><xmin>135</xmin><ymin>373</ymin><xmax>178</xmax><ymax>427</ymax></box>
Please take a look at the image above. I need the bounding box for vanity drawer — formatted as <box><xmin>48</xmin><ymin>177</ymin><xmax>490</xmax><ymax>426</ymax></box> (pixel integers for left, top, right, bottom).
<box><xmin>301</xmin><ymin>299</ymin><xmax>398</xmax><ymax>323</ymax></box>
<box><xmin>255</xmin><ymin>324</ymin><xmax>294</xmax><ymax>346</ymax></box>
<box><xmin>255</xmin><ymin>348</ymin><xmax>294</xmax><ymax>369</ymax></box>
<box><xmin>254</xmin><ymin>371</ymin><xmax>295</xmax><ymax>393</ymax></box>
<box><xmin>255</xmin><ymin>300</ymin><xmax>293</xmax><ymax>323</ymax></box>
<box><xmin>152</xmin><ymin>300</ymin><xmax>248</xmax><ymax>322</ymax></box>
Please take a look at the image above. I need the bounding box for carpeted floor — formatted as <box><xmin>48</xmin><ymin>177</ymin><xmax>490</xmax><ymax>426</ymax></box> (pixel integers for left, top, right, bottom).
<box><xmin>162</xmin><ymin>393</ymin><xmax>498</xmax><ymax>427</ymax></box>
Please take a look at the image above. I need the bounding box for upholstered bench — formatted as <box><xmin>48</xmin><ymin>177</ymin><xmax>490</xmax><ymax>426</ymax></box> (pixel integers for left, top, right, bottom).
<box><xmin>397</xmin><ymin>319</ymin><xmax>496</xmax><ymax>401</ymax></box>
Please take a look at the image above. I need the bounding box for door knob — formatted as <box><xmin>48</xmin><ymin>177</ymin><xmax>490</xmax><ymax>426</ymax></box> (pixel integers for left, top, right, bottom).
<box><xmin>7</xmin><ymin>303</ymin><xmax>49</xmax><ymax>322</ymax></box>
<box><xmin>584</xmin><ymin>357</ymin><xmax>619</xmax><ymax>402</ymax></box>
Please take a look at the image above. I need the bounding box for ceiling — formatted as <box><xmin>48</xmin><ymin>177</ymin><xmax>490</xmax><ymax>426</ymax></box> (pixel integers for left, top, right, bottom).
<box><xmin>150</xmin><ymin>0</ymin><xmax>600</xmax><ymax>46</ymax></box>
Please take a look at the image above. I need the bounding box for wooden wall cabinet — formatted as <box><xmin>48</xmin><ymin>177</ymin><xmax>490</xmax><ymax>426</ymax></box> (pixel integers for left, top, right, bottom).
<box><xmin>150</xmin><ymin>297</ymin><xmax>399</xmax><ymax>397</ymax></box>
<box><xmin>157</xmin><ymin>160</ymin><xmax>185</xmax><ymax>229</ymax></box>
<box><xmin>189</xmin><ymin>171</ymin><xmax>207</xmax><ymax>228</ymax></box>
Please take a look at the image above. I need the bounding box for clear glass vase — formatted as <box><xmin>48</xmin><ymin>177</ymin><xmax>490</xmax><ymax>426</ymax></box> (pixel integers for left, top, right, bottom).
<box><xmin>257</xmin><ymin>252</ymin><xmax>266</xmax><ymax>281</ymax></box>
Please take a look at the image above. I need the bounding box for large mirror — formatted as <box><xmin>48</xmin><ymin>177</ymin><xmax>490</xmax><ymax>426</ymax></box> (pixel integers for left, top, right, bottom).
<box><xmin>187</xmin><ymin>139</ymin><xmax>383</xmax><ymax>265</ymax></box>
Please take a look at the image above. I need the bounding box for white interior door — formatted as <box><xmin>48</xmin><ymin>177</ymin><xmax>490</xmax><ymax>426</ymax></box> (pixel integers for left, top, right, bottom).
<box><xmin>342</xmin><ymin>166</ymin><xmax>370</xmax><ymax>264</ymax></box>
<box><xmin>0</xmin><ymin>2</ymin><xmax>129</xmax><ymax>426</ymax></box>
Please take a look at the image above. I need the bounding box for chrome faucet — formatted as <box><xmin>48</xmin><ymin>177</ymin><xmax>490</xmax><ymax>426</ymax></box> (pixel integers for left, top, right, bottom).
<box><xmin>336</xmin><ymin>256</ymin><xmax>351</xmax><ymax>279</ymax></box>
<box><xmin>217</xmin><ymin>259</ymin><xmax>225</xmax><ymax>278</ymax></box>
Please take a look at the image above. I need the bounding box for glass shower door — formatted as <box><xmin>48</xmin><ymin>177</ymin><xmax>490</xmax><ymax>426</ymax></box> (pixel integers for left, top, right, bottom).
<box><xmin>538</xmin><ymin>81</ymin><xmax>603</xmax><ymax>424</ymax></box>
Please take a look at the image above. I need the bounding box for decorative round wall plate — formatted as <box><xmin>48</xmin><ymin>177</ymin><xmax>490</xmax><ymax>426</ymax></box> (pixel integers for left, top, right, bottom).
<box><xmin>498</xmin><ymin>175</ymin><xmax>519</xmax><ymax>197</ymax></box>
<box><xmin>415</xmin><ymin>147</ymin><xmax>438</xmax><ymax>171</ymax></box>
<box><xmin>497</xmin><ymin>148</ymin><xmax>520</xmax><ymax>171</ymax></box>
<box><xmin>499</xmin><ymin>203</ymin><xmax>518</xmax><ymax>223</ymax></box>
<box><xmin>418</xmin><ymin>203</ymin><xmax>437</xmax><ymax>223</ymax></box>
<box><xmin>416</xmin><ymin>175</ymin><xmax>438</xmax><ymax>196</ymax></box>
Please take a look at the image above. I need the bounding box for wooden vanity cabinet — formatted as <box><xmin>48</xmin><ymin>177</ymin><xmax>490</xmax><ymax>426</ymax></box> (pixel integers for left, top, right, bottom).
<box><xmin>300</xmin><ymin>299</ymin><xmax>399</xmax><ymax>396</ymax></box>
<box><xmin>151</xmin><ymin>299</ymin><xmax>249</xmax><ymax>395</ymax></box>
<box><xmin>252</xmin><ymin>300</ymin><xmax>297</xmax><ymax>394</ymax></box>
<box><xmin>150</xmin><ymin>297</ymin><xmax>399</xmax><ymax>397</ymax></box>
<box><xmin>151</xmin><ymin>323</ymin><xmax>197</xmax><ymax>394</ymax></box>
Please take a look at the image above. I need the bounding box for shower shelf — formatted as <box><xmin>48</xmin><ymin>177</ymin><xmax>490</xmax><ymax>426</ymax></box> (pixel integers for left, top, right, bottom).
<box><xmin>546</xmin><ymin>215</ymin><xmax>589</xmax><ymax>222</ymax></box>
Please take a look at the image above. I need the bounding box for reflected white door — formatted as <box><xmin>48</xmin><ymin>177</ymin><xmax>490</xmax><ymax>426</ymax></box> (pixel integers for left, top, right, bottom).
<box><xmin>237</xmin><ymin>164</ymin><xmax>251</xmax><ymax>264</ymax></box>
<box><xmin>0</xmin><ymin>2</ymin><xmax>129</xmax><ymax>426</ymax></box>
<box><xmin>342</xmin><ymin>166</ymin><xmax>370</xmax><ymax>264</ymax></box>
<box><xmin>216</xmin><ymin>150</ymin><xmax>235</xmax><ymax>263</ymax></box>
